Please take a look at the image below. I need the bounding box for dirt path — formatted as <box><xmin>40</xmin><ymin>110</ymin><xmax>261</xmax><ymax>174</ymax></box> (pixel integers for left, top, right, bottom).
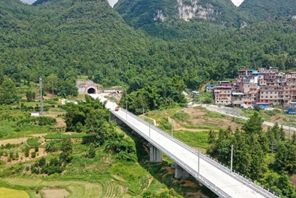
<box><xmin>175</xmin><ymin>127</ymin><xmax>216</xmax><ymax>132</ymax></box>
<box><xmin>0</xmin><ymin>137</ymin><xmax>27</xmax><ymax>146</ymax></box>
<box><xmin>0</xmin><ymin>133</ymin><xmax>50</xmax><ymax>146</ymax></box>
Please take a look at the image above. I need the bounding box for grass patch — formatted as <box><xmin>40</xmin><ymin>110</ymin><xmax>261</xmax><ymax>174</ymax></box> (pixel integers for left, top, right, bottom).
<box><xmin>205</xmin><ymin>111</ymin><xmax>225</xmax><ymax>118</ymax></box>
<box><xmin>44</xmin><ymin>133</ymin><xmax>92</xmax><ymax>139</ymax></box>
<box><xmin>173</xmin><ymin>112</ymin><xmax>190</xmax><ymax>121</ymax></box>
<box><xmin>183</xmin><ymin>124</ymin><xmax>220</xmax><ymax>130</ymax></box>
<box><xmin>27</xmin><ymin>138</ymin><xmax>41</xmax><ymax>147</ymax></box>
<box><xmin>143</xmin><ymin>117</ymin><xmax>154</xmax><ymax>125</ymax></box>
<box><xmin>0</xmin><ymin>187</ymin><xmax>29</xmax><ymax>198</ymax></box>
<box><xmin>173</xmin><ymin>131</ymin><xmax>213</xmax><ymax>149</ymax></box>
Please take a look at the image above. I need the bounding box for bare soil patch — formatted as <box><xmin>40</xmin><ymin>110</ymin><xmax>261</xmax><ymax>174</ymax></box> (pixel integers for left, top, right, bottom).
<box><xmin>113</xmin><ymin>175</ymin><xmax>127</xmax><ymax>182</ymax></box>
<box><xmin>181</xmin><ymin>107</ymin><xmax>242</xmax><ymax>130</ymax></box>
<box><xmin>291</xmin><ymin>174</ymin><xmax>296</xmax><ymax>186</ymax></box>
<box><xmin>175</xmin><ymin>127</ymin><xmax>217</xmax><ymax>132</ymax></box>
<box><xmin>163</xmin><ymin>166</ymin><xmax>174</xmax><ymax>175</ymax></box>
<box><xmin>41</xmin><ymin>188</ymin><xmax>70</xmax><ymax>198</ymax></box>
<box><xmin>182</xmin><ymin>180</ymin><xmax>199</xmax><ymax>188</ymax></box>
<box><xmin>43</xmin><ymin>111</ymin><xmax>66</xmax><ymax>128</ymax></box>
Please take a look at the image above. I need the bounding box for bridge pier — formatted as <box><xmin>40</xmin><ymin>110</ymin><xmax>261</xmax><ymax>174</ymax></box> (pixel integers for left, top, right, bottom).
<box><xmin>110</xmin><ymin>114</ymin><xmax>123</xmax><ymax>125</ymax></box>
<box><xmin>174</xmin><ymin>163</ymin><xmax>189</xmax><ymax>179</ymax></box>
<box><xmin>149</xmin><ymin>144</ymin><xmax>162</xmax><ymax>162</ymax></box>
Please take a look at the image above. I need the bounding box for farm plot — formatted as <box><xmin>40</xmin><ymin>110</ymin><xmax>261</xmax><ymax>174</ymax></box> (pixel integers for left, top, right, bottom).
<box><xmin>0</xmin><ymin>187</ymin><xmax>29</xmax><ymax>198</ymax></box>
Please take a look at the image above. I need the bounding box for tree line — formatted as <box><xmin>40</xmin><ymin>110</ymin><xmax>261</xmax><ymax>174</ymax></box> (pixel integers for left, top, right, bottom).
<box><xmin>207</xmin><ymin>112</ymin><xmax>296</xmax><ymax>197</ymax></box>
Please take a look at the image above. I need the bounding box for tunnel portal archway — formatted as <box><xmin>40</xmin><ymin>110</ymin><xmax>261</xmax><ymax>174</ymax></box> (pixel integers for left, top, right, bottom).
<box><xmin>87</xmin><ymin>87</ymin><xmax>96</xmax><ymax>94</ymax></box>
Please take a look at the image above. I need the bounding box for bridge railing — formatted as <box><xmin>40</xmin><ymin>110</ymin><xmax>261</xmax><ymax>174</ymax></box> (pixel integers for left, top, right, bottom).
<box><xmin>112</xmin><ymin>108</ymin><xmax>279</xmax><ymax>198</ymax></box>
<box><xmin>115</xmin><ymin>109</ymin><xmax>231</xmax><ymax>198</ymax></box>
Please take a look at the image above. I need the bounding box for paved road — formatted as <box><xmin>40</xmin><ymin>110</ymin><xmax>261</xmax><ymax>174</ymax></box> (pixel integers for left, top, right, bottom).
<box><xmin>91</xmin><ymin>94</ymin><xmax>278</xmax><ymax>198</ymax></box>
<box><xmin>192</xmin><ymin>104</ymin><xmax>296</xmax><ymax>132</ymax></box>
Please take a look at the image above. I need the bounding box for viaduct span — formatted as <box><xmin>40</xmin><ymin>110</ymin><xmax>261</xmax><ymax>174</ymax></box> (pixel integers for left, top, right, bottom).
<box><xmin>91</xmin><ymin>94</ymin><xmax>279</xmax><ymax>198</ymax></box>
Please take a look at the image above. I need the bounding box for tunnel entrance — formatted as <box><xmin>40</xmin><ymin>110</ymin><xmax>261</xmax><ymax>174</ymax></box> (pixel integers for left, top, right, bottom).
<box><xmin>87</xmin><ymin>87</ymin><xmax>96</xmax><ymax>94</ymax></box>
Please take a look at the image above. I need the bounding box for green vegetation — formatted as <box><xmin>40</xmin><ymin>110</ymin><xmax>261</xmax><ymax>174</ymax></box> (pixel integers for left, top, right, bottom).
<box><xmin>44</xmin><ymin>133</ymin><xmax>92</xmax><ymax>139</ymax></box>
<box><xmin>240</xmin><ymin>0</ymin><xmax>296</xmax><ymax>22</ymax></box>
<box><xmin>173</xmin><ymin>131</ymin><xmax>213</xmax><ymax>149</ymax></box>
<box><xmin>207</xmin><ymin>113</ymin><xmax>296</xmax><ymax>197</ymax></box>
<box><xmin>27</xmin><ymin>138</ymin><xmax>41</xmax><ymax>147</ymax></box>
<box><xmin>1</xmin><ymin>0</ymin><xmax>296</xmax><ymax>105</ymax></box>
<box><xmin>0</xmin><ymin>0</ymin><xmax>296</xmax><ymax>196</ymax></box>
<box><xmin>173</xmin><ymin>112</ymin><xmax>190</xmax><ymax>121</ymax></box>
<box><xmin>115</xmin><ymin>0</ymin><xmax>248</xmax><ymax>34</ymax></box>
<box><xmin>0</xmin><ymin>187</ymin><xmax>29</xmax><ymax>198</ymax></box>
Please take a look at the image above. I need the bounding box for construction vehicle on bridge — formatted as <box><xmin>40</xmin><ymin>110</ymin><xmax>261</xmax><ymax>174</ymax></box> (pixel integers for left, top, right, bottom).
<box><xmin>115</xmin><ymin>105</ymin><xmax>120</xmax><ymax>111</ymax></box>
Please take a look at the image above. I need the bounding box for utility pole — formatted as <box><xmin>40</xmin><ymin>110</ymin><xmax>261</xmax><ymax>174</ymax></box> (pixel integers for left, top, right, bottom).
<box><xmin>39</xmin><ymin>77</ymin><xmax>43</xmax><ymax>115</ymax></box>
<box><xmin>149</xmin><ymin>123</ymin><xmax>151</xmax><ymax>138</ymax></box>
<box><xmin>270</xmin><ymin>142</ymin><xmax>276</xmax><ymax>163</ymax></box>
<box><xmin>171</xmin><ymin>119</ymin><xmax>174</xmax><ymax>137</ymax></box>
<box><xmin>126</xmin><ymin>101</ymin><xmax>128</xmax><ymax>120</ymax></box>
<box><xmin>198</xmin><ymin>148</ymin><xmax>200</xmax><ymax>175</ymax></box>
<box><xmin>51</xmin><ymin>80</ymin><xmax>54</xmax><ymax>95</ymax></box>
<box><xmin>230</xmin><ymin>144</ymin><xmax>233</xmax><ymax>172</ymax></box>
<box><xmin>289</xmin><ymin>120</ymin><xmax>291</xmax><ymax>140</ymax></box>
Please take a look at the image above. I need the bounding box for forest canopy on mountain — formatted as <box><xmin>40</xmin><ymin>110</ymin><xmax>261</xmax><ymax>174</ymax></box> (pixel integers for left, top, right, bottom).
<box><xmin>0</xmin><ymin>0</ymin><xmax>296</xmax><ymax>108</ymax></box>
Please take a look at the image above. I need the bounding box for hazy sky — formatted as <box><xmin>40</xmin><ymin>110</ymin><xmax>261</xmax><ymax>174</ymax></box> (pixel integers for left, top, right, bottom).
<box><xmin>20</xmin><ymin>0</ymin><xmax>118</xmax><ymax>7</ymax></box>
<box><xmin>232</xmin><ymin>0</ymin><xmax>244</xmax><ymax>6</ymax></box>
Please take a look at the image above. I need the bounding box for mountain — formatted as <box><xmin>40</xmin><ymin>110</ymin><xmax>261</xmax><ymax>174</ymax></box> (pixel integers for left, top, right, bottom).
<box><xmin>1</xmin><ymin>0</ymin><xmax>296</xmax><ymax>96</ymax></box>
<box><xmin>115</xmin><ymin>0</ymin><xmax>248</xmax><ymax>26</ymax></box>
<box><xmin>239</xmin><ymin>0</ymin><xmax>296</xmax><ymax>21</ymax></box>
<box><xmin>114</xmin><ymin>0</ymin><xmax>252</xmax><ymax>39</ymax></box>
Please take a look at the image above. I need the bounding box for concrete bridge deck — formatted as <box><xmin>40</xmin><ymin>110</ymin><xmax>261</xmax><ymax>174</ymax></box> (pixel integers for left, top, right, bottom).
<box><xmin>91</xmin><ymin>94</ymin><xmax>279</xmax><ymax>198</ymax></box>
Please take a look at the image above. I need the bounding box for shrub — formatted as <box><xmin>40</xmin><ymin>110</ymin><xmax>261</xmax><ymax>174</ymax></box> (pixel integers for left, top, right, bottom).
<box><xmin>9</xmin><ymin>151</ymin><xmax>14</xmax><ymax>159</ymax></box>
<box><xmin>159</xmin><ymin>118</ymin><xmax>172</xmax><ymax>131</ymax></box>
<box><xmin>31</xmin><ymin>152</ymin><xmax>36</xmax><ymax>158</ymax></box>
<box><xmin>86</xmin><ymin>143</ymin><xmax>96</xmax><ymax>158</ymax></box>
<box><xmin>24</xmin><ymin>147</ymin><xmax>30</xmax><ymax>157</ymax></box>
<box><xmin>0</xmin><ymin>131</ymin><xmax>4</xmax><ymax>138</ymax></box>
<box><xmin>45</xmin><ymin>141</ymin><xmax>59</xmax><ymax>152</ymax></box>
<box><xmin>39</xmin><ymin>157</ymin><xmax>46</xmax><ymax>167</ymax></box>
<box><xmin>27</xmin><ymin>138</ymin><xmax>41</xmax><ymax>147</ymax></box>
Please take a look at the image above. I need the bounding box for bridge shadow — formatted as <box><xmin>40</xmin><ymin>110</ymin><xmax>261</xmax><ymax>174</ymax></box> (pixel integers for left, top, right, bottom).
<box><xmin>117</xmin><ymin>124</ymin><xmax>218</xmax><ymax>198</ymax></box>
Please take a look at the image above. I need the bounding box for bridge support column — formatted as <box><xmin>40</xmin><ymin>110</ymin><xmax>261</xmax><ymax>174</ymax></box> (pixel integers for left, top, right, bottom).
<box><xmin>149</xmin><ymin>144</ymin><xmax>162</xmax><ymax>162</ymax></box>
<box><xmin>174</xmin><ymin>163</ymin><xmax>189</xmax><ymax>179</ymax></box>
<box><xmin>110</xmin><ymin>114</ymin><xmax>123</xmax><ymax>125</ymax></box>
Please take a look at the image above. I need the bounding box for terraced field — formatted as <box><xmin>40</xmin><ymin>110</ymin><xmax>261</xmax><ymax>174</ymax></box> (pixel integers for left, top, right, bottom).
<box><xmin>101</xmin><ymin>180</ymin><xmax>127</xmax><ymax>198</ymax></box>
<box><xmin>2</xmin><ymin>178</ymin><xmax>107</xmax><ymax>198</ymax></box>
<box><xmin>0</xmin><ymin>187</ymin><xmax>29</xmax><ymax>198</ymax></box>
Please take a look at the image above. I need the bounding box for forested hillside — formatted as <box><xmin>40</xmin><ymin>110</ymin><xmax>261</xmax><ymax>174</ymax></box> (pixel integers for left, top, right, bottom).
<box><xmin>240</xmin><ymin>0</ymin><xmax>296</xmax><ymax>22</ymax></box>
<box><xmin>0</xmin><ymin>0</ymin><xmax>296</xmax><ymax>196</ymax></box>
<box><xmin>0</xmin><ymin>0</ymin><xmax>296</xmax><ymax>111</ymax></box>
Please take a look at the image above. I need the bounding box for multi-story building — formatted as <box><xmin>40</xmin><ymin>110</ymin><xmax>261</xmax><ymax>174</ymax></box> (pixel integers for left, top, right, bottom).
<box><xmin>212</xmin><ymin>67</ymin><xmax>296</xmax><ymax>107</ymax></box>
<box><xmin>214</xmin><ymin>86</ymin><xmax>232</xmax><ymax>105</ymax></box>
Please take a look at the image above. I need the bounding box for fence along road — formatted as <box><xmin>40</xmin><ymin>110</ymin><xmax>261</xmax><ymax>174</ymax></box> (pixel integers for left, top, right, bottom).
<box><xmin>91</xmin><ymin>94</ymin><xmax>279</xmax><ymax>198</ymax></box>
